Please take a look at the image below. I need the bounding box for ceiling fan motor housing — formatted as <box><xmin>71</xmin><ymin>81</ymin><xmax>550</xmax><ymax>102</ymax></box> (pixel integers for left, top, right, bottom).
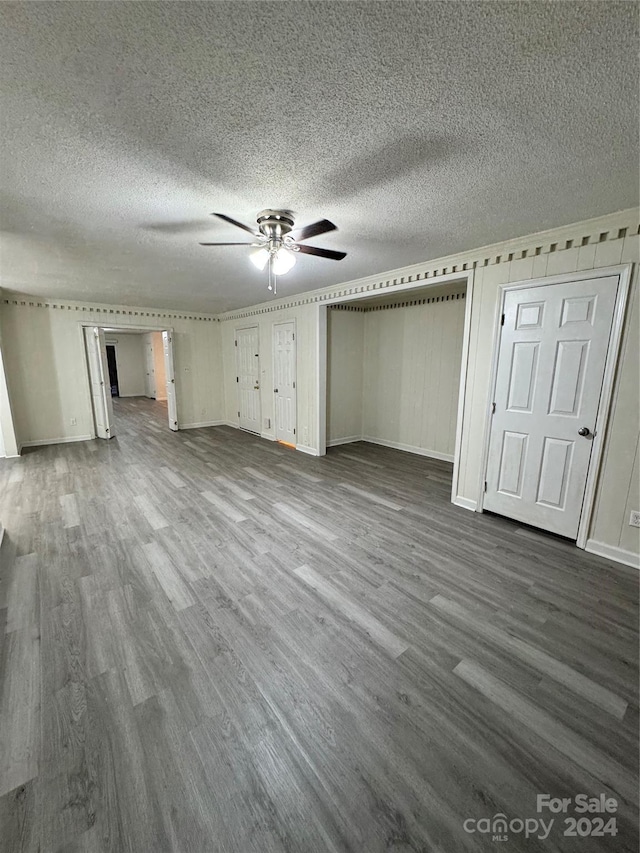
<box><xmin>256</xmin><ymin>209</ymin><xmax>295</xmax><ymax>241</ymax></box>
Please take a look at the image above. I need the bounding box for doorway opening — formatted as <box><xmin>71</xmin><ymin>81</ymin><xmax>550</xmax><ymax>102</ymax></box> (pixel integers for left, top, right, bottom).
<box><xmin>106</xmin><ymin>344</ymin><xmax>119</xmax><ymax>397</ymax></box>
<box><xmin>322</xmin><ymin>275</ymin><xmax>473</xmax><ymax>503</ymax></box>
<box><xmin>82</xmin><ymin>325</ymin><xmax>178</xmax><ymax>440</ymax></box>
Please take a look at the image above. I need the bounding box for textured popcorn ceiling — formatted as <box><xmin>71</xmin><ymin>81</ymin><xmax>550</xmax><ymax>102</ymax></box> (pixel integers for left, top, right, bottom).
<box><xmin>0</xmin><ymin>2</ymin><xmax>637</xmax><ymax>313</ymax></box>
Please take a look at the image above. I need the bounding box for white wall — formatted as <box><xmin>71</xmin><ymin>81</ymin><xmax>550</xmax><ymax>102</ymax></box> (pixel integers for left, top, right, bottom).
<box><xmin>0</xmin><ymin>296</ymin><xmax>224</xmax><ymax>446</ymax></box>
<box><xmin>106</xmin><ymin>334</ymin><xmax>145</xmax><ymax>397</ymax></box>
<box><xmin>327</xmin><ymin>309</ymin><xmax>364</xmax><ymax>444</ymax></box>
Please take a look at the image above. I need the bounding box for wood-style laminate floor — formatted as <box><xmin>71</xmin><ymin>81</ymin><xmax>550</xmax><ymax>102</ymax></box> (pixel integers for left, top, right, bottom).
<box><xmin>0</xmin><ymin>396</ymin><xmax>638</xmax><ymax>852</ymax></box>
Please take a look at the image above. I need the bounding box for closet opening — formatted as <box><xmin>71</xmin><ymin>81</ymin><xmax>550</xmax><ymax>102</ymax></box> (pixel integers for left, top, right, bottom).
<box><xmin>320</xmin><ymin>272</ymin><xmax>473</xmax><ymax>504</ymax></box>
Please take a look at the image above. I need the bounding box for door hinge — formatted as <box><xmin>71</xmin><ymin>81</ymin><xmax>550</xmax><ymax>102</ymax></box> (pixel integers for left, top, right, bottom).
<box><xmin>484</xmin><ymin>480</ymin><xmax>488</xmax><ymax>492</ymax></box>
<box><xmin>235</xmin><ymin>340</ymin><xmax>237</xmax><ymax>346</ymax></box>
<box><xmin>292</xmin><ymin>381</ymin><xmax>296</xmax><ymax>389</ymax></box>
<box><xmin>293</xmin><ymin>428</ymin><xmax>296</xmax><ymax>435</ymax></box>
<box><xmin>236</xmin><ymin>376</ymin><xmax>239</xmax><ymax>383</ymax></box>
<box><xmin>237</xmin><ymin>411</ymin><xmax>240</xmax><ymax>417</ymax></box>
<box><xmin>292</xmin><ymin>333</ymin><xmax>295</xmax><ymax>341</ymax></box>
<box><xmin>491</xmin><ymin>402</ymin><xmax>496</xmax><ymax>414</ymax></box>
<box><xmin>501</xmin><ymin>313</ymin><xmax>505</xmax><ymax>326</ymax></box>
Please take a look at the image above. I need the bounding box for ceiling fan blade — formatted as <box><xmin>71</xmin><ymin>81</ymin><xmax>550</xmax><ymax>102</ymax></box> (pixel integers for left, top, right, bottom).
<box><xmin>199</xmin><ymin>242</ymin><xmax>255</xmax><ymax>246</ymax></box>
<box><xmin>296</xmin><ymin>244</ymin><xmax>346</xmax><ymax>261</ymax></box>
<box><xmin>211</xmin><ymin>212</ymin><xmax>257</xmax><ymax>236</ymax></box>
<box><xmin>291</xmin><ymin>218</ymin><xmax>337</xmax><ymax>242</ymax></box>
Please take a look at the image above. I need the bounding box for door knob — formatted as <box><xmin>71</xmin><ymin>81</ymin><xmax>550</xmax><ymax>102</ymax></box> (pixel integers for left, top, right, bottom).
<box><xmin>254</xmin><ymin>385</ymin><xmax>260</xmax><ymax>390</ymax></box>
<box><xmin>578</xmin><ymin>426</ymin><xmax>591</xmax><ymax>437</ymax></box>
<box><xmin>274</xmin><ymin>388</ymin><xmax>278</xmax><ymax>393</ymax></box>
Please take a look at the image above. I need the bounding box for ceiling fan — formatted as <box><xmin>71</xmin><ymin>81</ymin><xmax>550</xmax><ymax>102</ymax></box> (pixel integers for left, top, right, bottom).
<box><xmin>200</xmin><ymin>210</ymin><xmax>346</xmax><ymax>294</ymax></box>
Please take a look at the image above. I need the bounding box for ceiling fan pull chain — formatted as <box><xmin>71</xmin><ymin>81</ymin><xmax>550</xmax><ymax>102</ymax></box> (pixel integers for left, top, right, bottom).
<box><xmin>268</xmin><ymin>255</ymin><xmax>277</xmax><ymax>295</ymax></box>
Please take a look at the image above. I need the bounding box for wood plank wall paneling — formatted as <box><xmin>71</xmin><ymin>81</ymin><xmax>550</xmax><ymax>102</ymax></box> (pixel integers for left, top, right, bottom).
<box><xmin>327</xmin><ymin>290</ymin><xmax>466</xmax><ymax>460</ymax></box>
<box><xmin>362</xmin><ymin>293</ymin><xmax>465</xmax><ymax>459</ymax></box>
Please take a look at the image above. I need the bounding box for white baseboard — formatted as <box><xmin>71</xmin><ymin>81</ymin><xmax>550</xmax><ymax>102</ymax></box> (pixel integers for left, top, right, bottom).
<box><xmin>361</xmin><ymin>436</ymin><xmax>454</xmax><ymax>463</ymax></box>
<box><xmin>585</xmin><ymin>539</ymin><xmax>640</xmax><ymax>570</ymax></box>
<box><xmin>260</xmin><ymin>432</ymin><xmax>277</xmax><ymax>442</ymax></box>
<box><xmin>327</xmin><ymin>435</ymin><xmax>362</xmax><ymax>447</ymax></box>
<box><xmin>453</xmin><ymin>496</ymin><xmax>478</xmax><ymax>512</ymax></box>
<box><xmin>296</xmin><ymin>444</ymin><xmax>319</xmax><ymax>457</ymax></box>
<box><xmin>21</xmin><ymin>435</ymin><xmax>93</xmax><ymax>449</ymax></box>
<box><xmin>180</xmin><ymin>420</ymin><xmax>225</xmax><ymax>429</ymax></box>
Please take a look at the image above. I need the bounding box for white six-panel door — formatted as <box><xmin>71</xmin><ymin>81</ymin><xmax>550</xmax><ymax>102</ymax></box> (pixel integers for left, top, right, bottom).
<box><xmin>273</xmin><ymin>322</ymin><xmax>297</xmax><ymax>444</ymax></box>
<box><xmin>84</xmin><ymin>327</ymin><xmax>114</xmax><ymax>440</ymax></box>
<box><xmin>484</xmin><ymin>275</ymin><xmax>618</xmax><ymax>539</ymax></box>
<box><xmin>235</xmin><ymin>327</ymin><xmax>261</xmax><ymax>433</ymax></box>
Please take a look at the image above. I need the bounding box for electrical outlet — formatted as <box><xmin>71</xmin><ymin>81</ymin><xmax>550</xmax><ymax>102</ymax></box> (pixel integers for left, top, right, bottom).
<box><xmin>70</xmin><ymin>417</ymin><xmax>77</xmax><ymax>426</ymax></box>
<box><xmin>629</xmin><ymin>511</ymin><xmax>640</xmax><ymax>528</ymax></box>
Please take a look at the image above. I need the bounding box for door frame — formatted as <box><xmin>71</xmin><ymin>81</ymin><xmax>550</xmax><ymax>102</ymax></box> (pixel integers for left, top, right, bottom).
<box><xmin>272</xmin><ymin>319</ymin><xmax>297</xmax><ymax>443</ymax></box>
<box><xmin>318</xmin><ymin>269</ymin><xmax>475</xmax><ymax>507</ymax></box>
<box><xmin>234</xmin><ymin>324</ymin><xmax>261</xmax><ymax>432</ymax></box>
<box><xmin>83</xmin><ymin>327</ymin><xmax>115</xmax><ymax>439</ymax></box>
<box><xmin>478</xmin><ymin>264</ymin><xmax>633</xmax><ymax>548</ymax></box>
<box><xmin>78</xmin><ymin>322</ymin><xmax>179</xmax><ymax>435</ymax></box>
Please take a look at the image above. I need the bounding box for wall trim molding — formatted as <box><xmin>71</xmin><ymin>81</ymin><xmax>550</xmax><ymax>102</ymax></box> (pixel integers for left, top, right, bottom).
<box><xmin>2</xmin><ymin>294</ymin><xmax>219</xmax><ymax>322</ymax></box>
<box><xmin>361</xmin><ymin>436</ymin><xmax>454</xmax><ymax>463</ymax></box>
<box><xmin>453</xmin><ymin>496</ymin><xmax>478</xmax><ymax>512</ymax></box>
<box><xmin>21</xmin><ymin>435</ymin><xmax>93</xmax><ymax>449</ymax></box>
<box><xmin>585</xmin><ymin>539</ymin><xmax>640</xmax><ymax>570</ymax></box>
<box><xmin>180</xmin><ymin>420</ymin><xmax>226</xmax><ymax>430</ymax></box>
<box><xmin>296</xmin><ymin>444</ymin><xmax>319</xmax><ymax>456</ymax></box>
<box><xmin>330</xmin><ymin>290</ymin><xmax>466</xmax><ymax>313</ymax></box>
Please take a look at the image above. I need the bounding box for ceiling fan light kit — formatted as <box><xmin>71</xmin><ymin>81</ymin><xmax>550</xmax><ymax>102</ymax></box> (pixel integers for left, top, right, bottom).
<box><xmin>200</xmin><ymin>209</ymin><xmax>346</xmax><ymax>295</ymax></box>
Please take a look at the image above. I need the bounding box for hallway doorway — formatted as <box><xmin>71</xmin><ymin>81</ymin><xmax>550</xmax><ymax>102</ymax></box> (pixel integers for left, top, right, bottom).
<box><xmin>83</xmin><ymin>325</ymin><xmax>178</xmax><ymax>439</ymax></box>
